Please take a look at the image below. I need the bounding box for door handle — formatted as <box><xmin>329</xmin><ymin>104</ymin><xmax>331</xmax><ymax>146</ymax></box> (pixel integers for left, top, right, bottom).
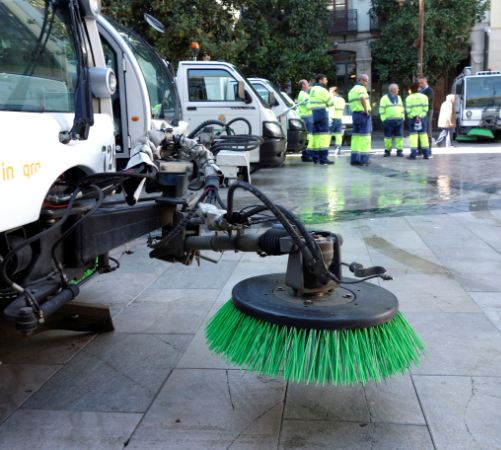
<box><xmin>187</xmin><ymin>107</ymin><xmax>197</xmax><ymax>111</ymax></box>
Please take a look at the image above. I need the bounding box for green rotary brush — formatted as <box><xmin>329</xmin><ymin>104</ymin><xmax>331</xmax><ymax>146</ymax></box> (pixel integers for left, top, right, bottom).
<box><xmin>201</xmin><ymin>182</ymin><xmax>424</xmax><ymax>386</ymax></box>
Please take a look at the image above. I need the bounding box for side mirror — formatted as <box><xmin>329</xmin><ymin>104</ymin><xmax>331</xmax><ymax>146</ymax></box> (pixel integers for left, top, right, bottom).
<box><xmin>237</xmin><ymin>81</ymin><xmax>246</xmax><ymax>101</ymax></box>
<box><xmin>237</xmin><ymin>81</ymin><xmax>252</xmax><ymax>104</ymax></box>
<box><xmin>144</xmin><ymin>13</ymin><xmax>165</xmax><ymax>34</ymax></box>
<box><xmin>268</xmin><ymin>91</ymin><xmax>279</xmax><ymax>107</ymax></box>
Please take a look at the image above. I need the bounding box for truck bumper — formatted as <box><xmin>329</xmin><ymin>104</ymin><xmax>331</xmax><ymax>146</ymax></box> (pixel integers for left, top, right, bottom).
<box><xmin>259</xmin><ymin>137</ymin><xmax>286</xmax><ymax>167</ymax></box>
<box><xmin>287</xmin><ymin>129</ymin><xmax>307</xmax><ymax>152</ymax></box>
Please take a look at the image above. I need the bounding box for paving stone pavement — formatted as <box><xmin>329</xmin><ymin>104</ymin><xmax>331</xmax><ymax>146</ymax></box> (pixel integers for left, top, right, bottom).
<box><xmin>2</xmin><ymin>147</ymin><xmax>501</xmax><ymax>449</ymax></box>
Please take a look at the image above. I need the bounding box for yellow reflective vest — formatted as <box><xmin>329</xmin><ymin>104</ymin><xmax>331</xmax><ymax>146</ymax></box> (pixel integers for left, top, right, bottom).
<box><xmin>296</xmin><ymin>90</ymin><xmax>311</xmax><ymax>118</ymax></box>
<box><xmin>379</xmin><ymin>94</ymin><xmax>404</xmax><ymax>121</ymax></box>
<box><xmin>348</xmin><ymin>84</ymin><xmax>371</xmax><ymax>112</ymax></box>
<box><xmin>405</xmin><ymin>93</ymin><xmax>429</xmax><ymax>119</ymax></box>
<box><xmin>309</xmin><ymin>84</ymin><xmax>334</xmax><ymax>110</ymax></box>
<box><xmin>329</xmin><ymin>96</ymin><xmax>345</xmax><ymax>119</ymax></box>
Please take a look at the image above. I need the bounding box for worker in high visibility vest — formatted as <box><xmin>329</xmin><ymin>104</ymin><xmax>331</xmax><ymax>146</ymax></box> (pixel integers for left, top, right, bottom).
<box><xmin>328</xmin><ymin>86</ymin><xmax>345</xmax><ymax>155</ymax></box>
<box><xmin>309</xmin><ymin>73</ymin><xmax>335</xmax><ymax>165</ymax></box>
<box><xmin>379</xmin><ymin>83</ymin><xmax>405</xmax><ymax>157</ymax></box>
<box><xmin>348</xmin><ymin>74</ymin><xmax>371</xmax><ymax>166</ymax></box>
<box><xmin>405</xmin><ymin>82</ymin><xmax>430</xmax><ymax>159</ymax></box>
<box><xmin>296</xmin><ymin>79</ymin><xmax>313</xmax><ymax>162</ymax></box>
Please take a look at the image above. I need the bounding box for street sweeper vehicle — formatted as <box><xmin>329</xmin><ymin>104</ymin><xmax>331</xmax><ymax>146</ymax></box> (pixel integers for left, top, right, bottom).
<box><xmin>248</xmin><ymin>77</ymin><xmax>307</xmax><ymax>153</ymax></box>
<box><xmin>452</xmin><ymin>67</ymin><xmax>501</xmax><ymax>140</ymax></box>
<box><xmin>0</xmin><ymin>0</ymin><xmax>423</xmax><ymax>387</ymax></box>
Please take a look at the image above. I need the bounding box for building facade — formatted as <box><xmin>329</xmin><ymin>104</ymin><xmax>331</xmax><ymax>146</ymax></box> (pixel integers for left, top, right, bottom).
<box><xmin>327</xmin><ymin>0</ymin><xmax>378</xmax><ymax>95</ymax></box>
<box><xmin>469</xmin><ymin>0</ymin><xmax>501</xmax><ymax>73</ymax></box>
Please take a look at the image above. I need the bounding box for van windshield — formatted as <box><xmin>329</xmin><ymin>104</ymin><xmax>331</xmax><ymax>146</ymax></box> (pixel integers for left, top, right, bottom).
<box><xmin>109</xmin><ymin>18</ymin><xmax>182</xmax><ymax>124</ymax></box>
<box><xmin>233</xmin><ymin>68</ymin><xmax>271</xmax><ymax>109</ymax></box>
<box><xmin>465</xmin><ymin>76</ymin><xmax>501</xmax><ymax>108</ymax></box>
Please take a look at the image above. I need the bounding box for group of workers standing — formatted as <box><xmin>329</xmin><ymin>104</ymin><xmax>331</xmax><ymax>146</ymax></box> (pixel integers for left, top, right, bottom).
<box><xmin>296</xmin><ymin>73</ymin><xmax>434</xmax><ymax>165</ymax></box>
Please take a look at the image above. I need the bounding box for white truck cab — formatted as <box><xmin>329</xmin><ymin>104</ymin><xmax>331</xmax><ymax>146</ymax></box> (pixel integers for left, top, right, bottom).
<box><xmin>97</xmin><ymin>16</ymin><xmax>188</xmax><ymax>168</ymax></box>
<box><xmin>176</xmin><ymin>61</ymin><xmax>286</xmax><ymax>167</ymax></box>
<box><xmin>248</xmin><ymin>78</ymin><xmax>307</xmax><ymax>153</ymax></box>
<box><xmin>0</xmin><ymin>0</ymin><xmax>116</xmax><ymax>232</ymax></box>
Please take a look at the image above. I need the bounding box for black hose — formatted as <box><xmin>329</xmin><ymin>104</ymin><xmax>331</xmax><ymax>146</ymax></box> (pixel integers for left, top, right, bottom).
<box><xmin>225</xmin><ymin>117</ymin><xmax>252</xmax><ymax>135</ymax></box>
<box><xmin>225</xmin><ymin>182</ymin><xmax>317</xmax><ymax>268</ymax></box>
<box><xmin>50</xmin><ymin>185</ymin><xmax>104</xmax><ymax>286</ymax></box>
<box><xmin>187</xmin><ymin>120</ymin><xmax>228</xmax><ymax>139</ymax></box>
<box><xmin>1</xmin><ymin>187</ymin><xmax>83</xmax><ymax>292</ymax></box>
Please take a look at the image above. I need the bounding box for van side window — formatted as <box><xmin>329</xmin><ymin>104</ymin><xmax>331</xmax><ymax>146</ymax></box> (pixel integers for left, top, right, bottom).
<box><xmin>188</xmin><ymin>69</ymin><xmax>239</xmax><ymax>101</ymax></box>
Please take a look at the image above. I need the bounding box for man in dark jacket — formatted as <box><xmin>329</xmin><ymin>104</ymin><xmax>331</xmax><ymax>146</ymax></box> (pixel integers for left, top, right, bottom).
<box><xmin>418</xmin><ymin>76</ymin><xmax>434</xmax><ymax>156</ymax></box>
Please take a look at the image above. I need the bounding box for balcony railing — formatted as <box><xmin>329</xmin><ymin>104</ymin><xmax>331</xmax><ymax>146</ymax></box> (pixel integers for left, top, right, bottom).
<box><xmin>331</xmin><ymin>9</ymin><xmax>358</xmax><ymax>35</ymax></box>
<box><xmin>369</xmin><ymin>9</ymin><xmax>380</xmax><ymax>32</ymax></box>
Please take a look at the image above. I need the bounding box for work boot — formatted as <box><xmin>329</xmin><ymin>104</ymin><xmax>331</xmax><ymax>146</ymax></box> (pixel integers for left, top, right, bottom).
<box><xmin>407</xmin><ymin>149</ymin><xmax>417</xmax><ymax>160</ymax></box>
<box><xmin>301</xmin><ymin>150</ymin><xmax>313</xmax><ymax>162</ymax></box>
<box><xmin>384</xmin><ymin>150</ymin><xmax>391</xmax><ymax>157</ymax></box>
<box><xmin>396</xmin><ymin>150</ymin><xmax>404</xmax><ymax>157</ymax></box>
<box><xmin>422</xmin><ymin>149</ymin><xmax>430</xmax><ymax>159</ymax></box>
<box><xmin>360</xmin><ymin>154</ymin><xmax>370</xmax><ymax>166</ymax></box>
<box><xmin>350</xmin><ymin>152</ymin><xmax>360</xmax><ymax>166</ymax></box>
<box><xmin>319</xmin><ymin>150</ymin><xmax>334</xmax><ymax>165</ymax></box>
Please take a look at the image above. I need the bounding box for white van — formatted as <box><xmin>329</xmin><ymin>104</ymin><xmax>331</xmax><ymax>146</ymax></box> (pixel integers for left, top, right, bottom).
<box><xmin>248</xmin><ymin>78</ymin><xmax>307</xmax><ymax>153</ymax></box>
<box><xmin>97</xmin><ymin>16</ymin><xmax>188</xmax><ymax>168</ymax></box>
<box><xmin>176</xmin><ymin>61</ymin><xmax>287</xmax><ymax>167</ymax></box>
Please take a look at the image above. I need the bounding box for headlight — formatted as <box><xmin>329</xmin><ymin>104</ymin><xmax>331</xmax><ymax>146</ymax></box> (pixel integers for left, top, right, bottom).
<box><xmin>263</xmin><ymin>121</ymin><xmax>284</xmax><ymax>138</ymax></box>
<box><xmin>465</xmin><ymin>110</ymin><xmax>472</xmax><ymax>118</ymax></box>
<box><xmin>289</xmin><ymin>119</ymin><xmax>305</xmax><ymax>131</ymax></box>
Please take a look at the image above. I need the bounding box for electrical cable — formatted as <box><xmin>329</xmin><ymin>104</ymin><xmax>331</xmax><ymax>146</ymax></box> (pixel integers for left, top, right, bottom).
<box><xmin>0</xmin><ymin>187</ymin><xmax>82</xmax><ymax>295</ymax></box>
<box><xmin>50</xmin><ymin>184</ymin><xmax>104</xmax><ymax>286</ymax></box>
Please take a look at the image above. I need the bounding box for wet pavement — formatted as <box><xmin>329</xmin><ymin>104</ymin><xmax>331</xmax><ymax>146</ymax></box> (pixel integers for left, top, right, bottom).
<box><xmin>1</xmin><ymin>141</ymin><xmax>501</xmax><ymax>449</ymax></box>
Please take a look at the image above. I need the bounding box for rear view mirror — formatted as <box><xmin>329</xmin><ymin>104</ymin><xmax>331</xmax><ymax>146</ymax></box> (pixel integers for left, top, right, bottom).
<box><xmin>268</xmin><ymin>92</ymin><xmax>278</xmax><ymax>107</ymax></box>
<box><xmin>144</xmin><ymin>14</ymin><xmax>165</xmax><ymax>34</ymax></box>
<box><xmin>237</xmin><ymin>81</ymin><xmax>246</xmax><ymax>100</ymax></box>
<box><xmin>237</xmin><ymin>81</ymin><xmax>252</xmax><ymax>104</ymax></box>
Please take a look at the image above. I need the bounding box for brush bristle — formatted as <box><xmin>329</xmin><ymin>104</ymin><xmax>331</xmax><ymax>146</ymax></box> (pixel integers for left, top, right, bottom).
<box><xmin>206</xmin><ymin>300</ymin><xmax>424</xmax><ymax>385</ymax></box>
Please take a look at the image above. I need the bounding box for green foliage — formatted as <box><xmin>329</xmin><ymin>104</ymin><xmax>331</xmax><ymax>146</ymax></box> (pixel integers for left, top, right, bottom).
<box><xmin>370</xmin><ymin>0</ymin><xmax>489</xmax><ymax>85</ymax></box>
<box><xmin>103</xmin><ymin>0</ymin><xmax>249</xmax><ymax>65</ymax></box>
<box><xmin>234</xmin><ymin>0</ymin><xmax>333</xmax><ymax>86</ymax></box>
<box><xmin>102</xmin><ymin>0</ymin><xmax>333</xmax><ymax>86</ymax></box>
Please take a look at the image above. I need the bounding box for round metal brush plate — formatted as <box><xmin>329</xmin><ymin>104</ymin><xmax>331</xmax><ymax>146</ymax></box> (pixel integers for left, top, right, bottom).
<box><xmin>231</xmin><ymin>273</ymin><xmax>398</xmax><ymax>330</ymax></box>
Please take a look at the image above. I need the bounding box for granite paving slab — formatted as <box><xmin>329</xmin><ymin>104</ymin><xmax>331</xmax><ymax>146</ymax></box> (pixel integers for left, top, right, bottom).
<box><xmin>407</xmin><ymin>312</ymin><xmax>501</xmax><ymax>376</ymax></box>
<box><xmin>0</xmin><ymin>364</ymin><xmax>60</xmax><ymax>424</ymax></box>
<box><xmin>23</xmin><ymin>333</ymin><xmax>192</xmax><ymax>413</ymax></box>
<box><xmin>279</xmin><ymin>420</ymin><xmax>433</xmax><ymax>450</ymax></box>
<box><xmin>0</xmin><ymin>409</ymin><xmax>141</xmax><ymax>450</ymax></box>
<box><xmin>469</xmin><ymin>292</ymin><xmax>501</xmax><ymax>332</ymax></box>
<box><xmin>285</xmin><ymin>375</ymin><xmax>424</xmax><ymax>425</ymax></box>
<box><xmin>414</xmin><ymin>375</ymin><xmax>501</xmax><ymax>450</ymax></box>
<box><xmin>113</xmin><ymin>288</ymin><xmax>219</xmax><ymax>334</ymax></box>
<box><xmin>126</xmin><ymin>368</ymin><xmax>285</xmax><ymax>450</ymax></box>
<box><xmin>151</xmin><ymin>260</ymin><xmax>237</xmax><ymax>290</ymax></box>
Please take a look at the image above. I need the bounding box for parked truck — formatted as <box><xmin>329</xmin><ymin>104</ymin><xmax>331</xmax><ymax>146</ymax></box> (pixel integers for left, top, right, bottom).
<box><xmin>176</xmin><ymin>61</ymin><xmax>287</xmax><ymax>168</ymax></box>
<box><xmin>248</xmin><ymin>77</ymin><xmax>307</xmax><ymax>153</ymax></box>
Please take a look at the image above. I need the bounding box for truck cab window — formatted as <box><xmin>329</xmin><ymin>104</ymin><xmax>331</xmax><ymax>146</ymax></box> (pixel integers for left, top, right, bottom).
<box><xmin>188</xmin><ymin>69</ymin><xmax>240</xmax><ymax>102</ymax></box>
<box><xmin>0</xmin><ymin>0</ymin><xmax>77</xmax><ymax>113</ymax></box>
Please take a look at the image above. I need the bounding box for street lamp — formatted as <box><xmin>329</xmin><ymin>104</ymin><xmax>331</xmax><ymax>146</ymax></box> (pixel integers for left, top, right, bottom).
<box><xmin>396</xmin><ymin>0</ymin><xmax>424</xmax><ymax>77</ymax></box>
